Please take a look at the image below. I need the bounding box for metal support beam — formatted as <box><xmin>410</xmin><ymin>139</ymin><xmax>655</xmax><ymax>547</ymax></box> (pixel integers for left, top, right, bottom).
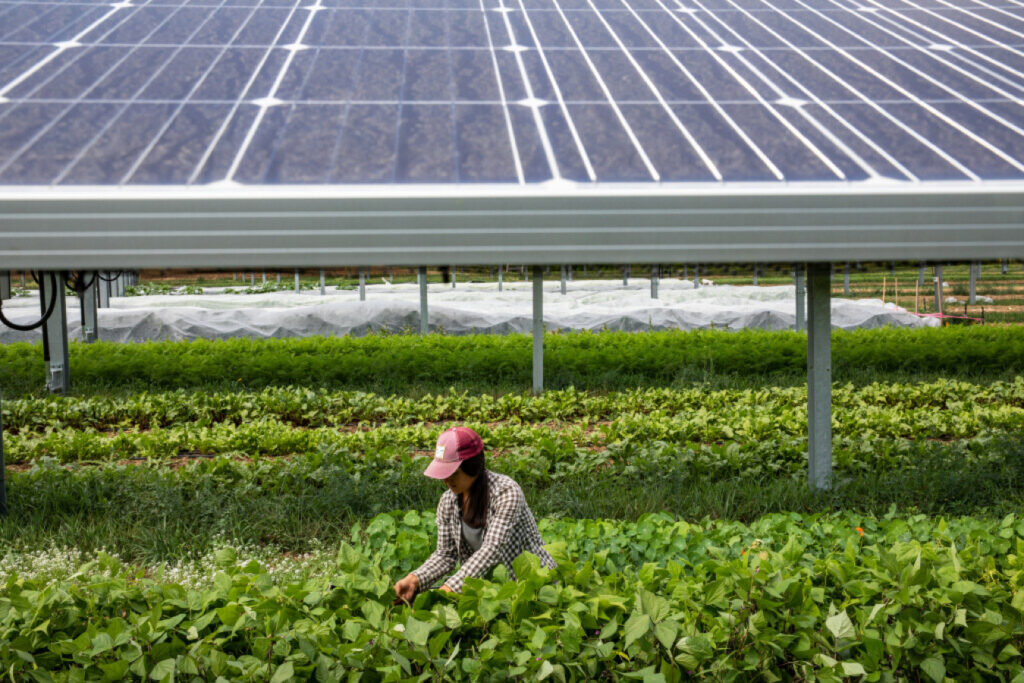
<box><xmin>320</xmin><ymin>269</ymin><xmax>325</xmax><ymax>296</ymax></box>
<box><xmin>934</xmin><ymin>264</ymin><xmax>943</xmax><ymax>315</ymax></box>
<box><xmin>918</xmin><ymin>261</ymin><xmax>926</xmax><ymax>286</ymax></box>
<box><xmin>262</xmin><ymin>271</ymin><xmax>266</xmax><ymax>284</ymax></box>
<box><xmin>1002</xmin><ymin>259</ymin><xmax>1008</xmax><ymax>275</ymax></box>
<box><xmin>568</xmin><ymin>265</ymin><xmax>573</xmax><ymax>281</ymax></box>
<box><xmin>843</xmin><ymin>262</ymin><xmax>850</xmax><ymax>295</ymax></box>
<box><xmin>622</xmin><ymin>265</ymin><xmax>628</xmax><ymax>286</ymax></box>
<box><xmin>794</xmin><ymin>265</ymin><xmax>805</xmax><ymax>332</ymax></box>
<box><xmin>358</xmin><ymin>268</ymin><xmax>366</xmax><ymax>301</ymax></box>
<box><xmin>99</xmin><ymin>272</ymin><xmax>110</xmax><ymax>308</ymax></box>
<box><xmin>532</xmin><ymin>265</ymin><xmax>543</xmax><ymax>395</ymax></box>
<box><xmin>276</xmin><ymin>272</ymin><xmax>281</xmax><ymax>284</ymax></box>
<box><xmin>752</xmin><ymin>263</ymin><xmax>757</xmax><ymax>286</ymax></box>
<box><xmin>651</xmin><ymin>265</ymin><xmax>659</xmax><ymax>299</ymax></box>
<box><xmin>452</xmin><ymin>266</ymin><xmax>456</xmax><ymax>288</ymax></box>
<box><xmin>294</xmin><ymin>269</ymin><xmax>300</xmax><ymax>293</ymax></box>
<box><xmin>81</xmin><ymin>272</ymin><xmax>98</xmax><ymax>343</ymax></box>
<box><xmin>250</xmin><ymin>272</ymin><xmax>255</xmax><ymax>286</ymax></box>
<box><xmin>41</xmin><ymin>272</ymin><xmax>69</xmax><ymax>394</ymax></box>
<box><xmin>418</xmin><ymin>267</ymin><xmax>428</xmax><ymax>334</ymax></box>
<box><xmin>693</xmin><ymin>264</ymin><xmax>700</xmax><ymax>289</ymax></box>
<box><xmin>498</xmin><ymin>267</ymin><xmax>503</xmax><ymax>292</ymax></box>
<box><xmin>560</xmin><ymin>265</ymin><xmax>566</xmax><ymax>295</ymax></box>
<box><xmin>969</xmin><ymin>261</ymin><xmax>978</xmax><ymax>304</ymax></box>
<box><xmin>806</xmin><ymin>264</ymin><xmax>832</xmax><ymax>491</ymax></box>
<box><xmin>0</xmin><ymin>271</ymin><xmax>9</xmax><ymax>300</ymax></box>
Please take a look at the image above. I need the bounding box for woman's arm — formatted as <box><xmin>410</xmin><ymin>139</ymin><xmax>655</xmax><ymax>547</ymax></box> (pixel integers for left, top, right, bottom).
<box><xmin>443</xmin><ymin>482</ymin><xmax>523</xmax><ymax>593</ymax></box>
<box><xmin>410</xmin><ymin>495</ymin><xmax>458</xmax><ymax>590</ymax></box>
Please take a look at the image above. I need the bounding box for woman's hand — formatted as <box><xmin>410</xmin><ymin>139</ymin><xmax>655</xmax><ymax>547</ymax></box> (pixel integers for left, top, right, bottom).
<box><xmin>439</xmin><ymin>584</ymin><xmax>454</xmax><ymax>593</ymax></box>
<box><xmin>394</xmin><ymin>573</ymin><xmax>420</xmax><ymax>603</ymax></box>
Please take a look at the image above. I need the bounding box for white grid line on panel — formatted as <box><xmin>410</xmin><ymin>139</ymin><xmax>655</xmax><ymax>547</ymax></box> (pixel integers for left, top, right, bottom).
<box><xmin>0</xmin><ymin>0</ymin><xmax>161</xmax><ymax>119</ymax></box>
<box><xmin>546</xmin><ymin>0</ymin><xmax>659</xmax><ymax>180</ymax></box>
<box><xmin>651</xmin><ymin>0</ymin><xmax>784</xmax><ymax>179</ymax></box>
<box><xmin>7</xmin><ymin>96</ymin><xmax>1021</xmax><ymax>105</ymax></box>
<box><xmin>255</xmin><ymin>2</ymin><xmax>337</xmax><ymax>183</ymax></box>
<box><xmin>445</xmin><ymin>9</ymin><xmax>462</xmax><ymax>182</ymax></box>
<box><xmin>388</xmin><ymin>7</ymin><xmax>414</xmax><ymax>182</ymax></box>
<box><xmin>863</xmin><ymin>0</ymin><xmax>1024</xmax><ymax>95</ymax></box>
<box><xmin>0</xmin><ymin>0</ymin><xmax>200</xmax><ymax>180</ymax></box>
<box><xmin>478</xmin><ymin>0</ymin><xmax>525</xmax><ymax>182</ymax></box>
<box><xmin>91</xmin><ymin>1</ymin><xmax>267</xmax><ymax>184</ymax></box>
<box><xmin>0</xmin><ymin>2</ymin><xmax>78</xmax><ymax>42</ymax></box>
<box><xmin>502</xmin><ymin>0</ymin><xmax>587</xmax><ymax>180</ymax></box>
<box><xmin>784</xmin><ymin>0</ymin><xmax>1024</xmax><ymax>175</ymax></box>
<box><xmin>0</xmin><ymin>2</ymin><xmax>135</xmax><ymax>99</ymax></box>
<box><xmin>931</xmin><ymin>0</ymin><xmax>1024</xmax><ymax>39</ymax></box>
<box><xmin>589</xmin><ymin>0</ymin><xmax>721</xmax><ymax>179</ymax></box>
<box><xmin>323</xmin><ymin>6</ymin><xmax>374</xmax><ymax>182</ymax></box>
<box><xmin>189</xmin><ymin>0</ymin><xmax>310</xmax><ymax>184</ymax></box>
<box><xmin>662</xmin><ymin>0</ymin><xmax>849</xmax><ymax>179</ymax></box>
<box><xmin>895</xmin><ymin>0</ymin><xmax>1024</xmax><ymax>57</ymax></box>
<box><xmin>750</xmin><ymin>0</ymin><xmax>981</xmax><ymax>180</ymax></box>
<box><xmin>850</xmin><ymin>0</ymin><xmax>1024</xmax><ymax>107</ymax></box>
<box><xmin>692</xmin><ymin>0</ymin><xmax>885</xmax><ymax>179</ymax></box>
<box><xmin>224</xmin><ymin>0</ymin><xmax>321</xmax><ymax>182</ymax></box>
<box><xmin>713</xmin><ymin>0</ymin><xmax>921</xmax><ymax>180</ymax></box>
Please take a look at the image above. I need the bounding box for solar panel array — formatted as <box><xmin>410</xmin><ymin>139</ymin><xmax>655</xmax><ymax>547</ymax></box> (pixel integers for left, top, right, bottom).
<box><xmin>0</xmin><ymin>0</ymin><xmax>1023</xmax><ymax>185</ymax></box>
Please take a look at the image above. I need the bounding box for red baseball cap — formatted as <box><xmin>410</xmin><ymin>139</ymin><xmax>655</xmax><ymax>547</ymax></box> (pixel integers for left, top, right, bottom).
<box><xmin>424</xmin><ymin>427</ymin><xmax>484</xmax><ymax>479</ymax></box>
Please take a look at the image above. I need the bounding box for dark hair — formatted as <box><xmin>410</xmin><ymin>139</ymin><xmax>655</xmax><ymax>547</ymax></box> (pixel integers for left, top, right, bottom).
<box><xmin>457</xmin><ymin>451</ymin><xmax>488</xmax><ymax>528</ymax></box>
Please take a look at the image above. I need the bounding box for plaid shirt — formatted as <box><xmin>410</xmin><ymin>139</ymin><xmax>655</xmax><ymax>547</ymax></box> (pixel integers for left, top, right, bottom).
<box><xmin>411</xmin><ymin>471</ymin><xmax>555</xmax><ymax>593</ymax></box>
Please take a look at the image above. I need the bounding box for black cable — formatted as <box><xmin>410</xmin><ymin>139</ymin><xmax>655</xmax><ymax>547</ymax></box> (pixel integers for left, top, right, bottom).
<box><xmin>95</xmin><ymin>271</ymin><xmax>124</xmax><ymax>283</ymax></box>
<box><xmin>0</xmin><ymin>271</ymin><xmax>58</xmax><ymax>332</ymax></box>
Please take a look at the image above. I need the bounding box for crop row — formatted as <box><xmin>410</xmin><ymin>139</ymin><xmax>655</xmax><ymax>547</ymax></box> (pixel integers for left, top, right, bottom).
<box><xmin>5</xmin><ymin>415</ymin><xmax>1017</xmax><ymax>483</ymax></box>
<box><xmin>5</xmin><ymin>378</ymin><xmax>1023</xmax><ymax>435</ymax></box>
<box><xmin>3</xmin><ymin>510</ymin><xmax>1023</xmax><ymax>681</ymax></box>
<box><xmin>3</xmin><ymin>326</ymin><xmax>1022</xmax><ymax>398</ymax></box>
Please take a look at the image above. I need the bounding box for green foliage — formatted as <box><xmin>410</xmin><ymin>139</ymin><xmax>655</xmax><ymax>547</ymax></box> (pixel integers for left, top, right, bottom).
<box><xmin>3</xmin><ymin>510</ymin><xmax>1024</xmax><ymax>681</ymax></box>
<box><xmin>2</xmin><ymin>326</ymin><xmax>1022</xmax><ymax>398</ymax></box>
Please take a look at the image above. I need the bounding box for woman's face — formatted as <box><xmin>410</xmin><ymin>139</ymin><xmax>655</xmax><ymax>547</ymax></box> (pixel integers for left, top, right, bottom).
<box><xmin>442</xmin><ymin>468</ymin><xmax>476</xmax><ymax>496</ymax></box>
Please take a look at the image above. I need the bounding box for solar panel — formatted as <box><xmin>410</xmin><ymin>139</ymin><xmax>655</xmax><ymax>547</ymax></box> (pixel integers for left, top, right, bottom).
<box><xmin>0</xmin><ymin>0</ymin><xmax>1023</xmax><ymax>186</ymax></box>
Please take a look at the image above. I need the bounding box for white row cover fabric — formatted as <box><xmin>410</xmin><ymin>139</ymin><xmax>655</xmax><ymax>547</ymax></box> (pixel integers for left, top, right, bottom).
<box><xmin>0</xmin><ymin>278</ymin><xmax>936</xmax><ymax>344</ymax></box>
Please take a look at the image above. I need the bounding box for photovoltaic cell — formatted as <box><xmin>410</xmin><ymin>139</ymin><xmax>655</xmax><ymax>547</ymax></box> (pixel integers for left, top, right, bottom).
<box><xmin>0</xmin><ymin>0</ymin><xmax>1022</xmax><ymax>185</ymax></box>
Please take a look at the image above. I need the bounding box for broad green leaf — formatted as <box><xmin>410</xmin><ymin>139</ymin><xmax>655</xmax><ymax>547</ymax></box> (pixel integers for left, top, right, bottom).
<box><xmin>826</xmin><ymin>611</ymin><xmax>856</xmax><ymax>641</ymax></box>
<box><xmin>270</xmin><ymin>662</ymin><xmax>294</xmax><ymax>683</ymax></box>
<box><xmin>404</xmin><ymin>616</ymin><xmax>432</xmax><ymax>647</ymax></box>
<box><xmin>920</xmin><ymin>657</ymin><xmax>945</xmax><ymax>683</ymax></box>
<box><xmin>623</xmin><ymin>613</ymin><xmax>651</xmax><ymax>649</ymax></box>
<box><xmin>149</xmin><ymin>658</ymin><xmax>175</xmax><ymax>681</ymax></box>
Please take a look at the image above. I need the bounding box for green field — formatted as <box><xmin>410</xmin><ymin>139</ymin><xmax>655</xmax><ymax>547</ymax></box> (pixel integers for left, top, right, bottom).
<box><xmin>2</xmin><ymin>328</ymin><xmax>1024</xmax><ymax>681</ymax></box>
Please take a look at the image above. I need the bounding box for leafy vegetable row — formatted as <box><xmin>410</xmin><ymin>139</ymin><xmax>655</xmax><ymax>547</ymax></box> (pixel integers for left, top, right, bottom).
<box><xmin>3</xmin><ymin>326</ymin><xmax>1022</xmax><ymax>398</ymax></box>
<box><xmin>5</xmin><ymin>378</ymin><xmax>1023</xmax><ymax>434</ymax></box>
<box><xmin>3</xmin><ymin>510</ymin><xmax>1023</xmax><ymax>682</ymax></box>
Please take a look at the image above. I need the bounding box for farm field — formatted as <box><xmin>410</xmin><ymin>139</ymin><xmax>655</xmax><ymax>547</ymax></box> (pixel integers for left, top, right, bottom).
<box><xmin>2</xmin><ymin>327</ymin><xmax>1024</xmax><ymax>680</ymax></box>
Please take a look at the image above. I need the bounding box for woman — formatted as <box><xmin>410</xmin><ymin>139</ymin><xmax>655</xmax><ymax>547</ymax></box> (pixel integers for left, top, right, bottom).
<box><xmin>394</xmin><ymin>427</ymin><xmax>555</xmax><ymax>599</ymax></box>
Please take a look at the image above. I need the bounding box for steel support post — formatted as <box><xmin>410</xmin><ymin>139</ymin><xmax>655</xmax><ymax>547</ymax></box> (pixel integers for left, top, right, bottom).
<box><xmin>918</xmin><ymin>261</ymin><xmax>926</xmax><ymax>286</ymax></box>
<box><xmin>934</xmin><ymin>264</ymin><xmax>943</xmax><ymax>315</ymax></box>
<box><xmin>262</xmin><ymin>271</ymin><xmax>266</xmax><ymax>284</ymax></box>
<box><xmin>752</xmin><ymin>263</ymin><xmax>758</xmax><ymax>286</ymax></box>
<box><xmin>560</xmin><ymin>265</ymin><xmax>566</xmax><ymax>295</ymax></box>
<box><xmin>794</xmin><ymin>265</ymin><xmax>805</xmax><ymax>332</ymax></box>
<box><xmin>99</xmin><ymin>272</ymin><xmax>110</xmax><ymax>308</ymax></box>
<box><xmin>20</xmin><ymin>272</ymin><xmax>25</xmax><ymax>288</ymax></box>
<box><xmin>452</xmin><ymin>267</ymin><xmax>456</xmax><ymax>288</ymax></box>
<box><xmin>418</xmin><ymin>267</ymin><xmax>428</xmax><ymax>334</ymax></box>
<box><xmin>358</xmin><ymin>268</ymin><xmax>366</xmax><ymax>301</ymax></box>
<box><xmin>498</xmin><ymin>267</ymin><xmax>503</xmax><ymax>292</ymax></box>
<box><xmin>806</xmin><ymin>264</ymin><xmax>832</xmax><ymax>491</ymax></box>
<box><xmin>622</xmin><ymin>265</ymin><xmax>628</xmax><ymax>286</ymax></box>
<box><xmin>694</xmin><ymin>264</ymin><xmax>700</xmax><ymax>289</ymax></box>
<box><xmin>320</xmin><ymin>269</ymin><xmax>325</xmax><ymax>296</ymax></box>
<box><xmin>294</xmin><ymin>269</ymin><xmax>300</xmax><ymax>293</ymax></box>
<box><xmin>568</xmin><ymin>265</ymin><xmax>573</xmax><ymax>281</ymax></box>
<box><xmin>41</xmin><ymin>272</ymin><xmax>70</xmax><ymax>394</ymax></box>
<box><xmin>651</xmin><ymin>265</ymin><xmax>659</xmax><ymax>299</ymax></box>
<box><xmin>276</xmin><ymin>272</ymin><xmax>281</xmax><ymax>284</ymax></box>
<box><xmin>250</xmin><ymin>272</ymin><xmax>255</xmax><ymax>286</ymax></box>
<box><xmin>0</xmin><ymin>271</ymin><xmax>10</xmax><ymax>300</ymax></box>
<box><xmin>81</xmin><ymin>272</ymin><xmax>98</xmax><ymax>343</ymax></box>
<box><xmin>969</xmin><ymin>261</ymin><xmax>978</xmax><ymax>304</ymax></box>
<box><xmin>1002</xmin><ymin>260</ymin><xmax>1008</xmax><ymax>275</ymax></box>
<box><xmin>890</xmin><ymin>261</ymin><xmax>896</xmax><ymax>277</ymax></box>
<box><xmin>843</xmin><ymin>262</ymin><xmax>850</xmax><ymax>295</ymax></box>
<box><xmin>532</xmin><ymin>266</ymin><xmax>544</xmax><ymax>395</ymax></box>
